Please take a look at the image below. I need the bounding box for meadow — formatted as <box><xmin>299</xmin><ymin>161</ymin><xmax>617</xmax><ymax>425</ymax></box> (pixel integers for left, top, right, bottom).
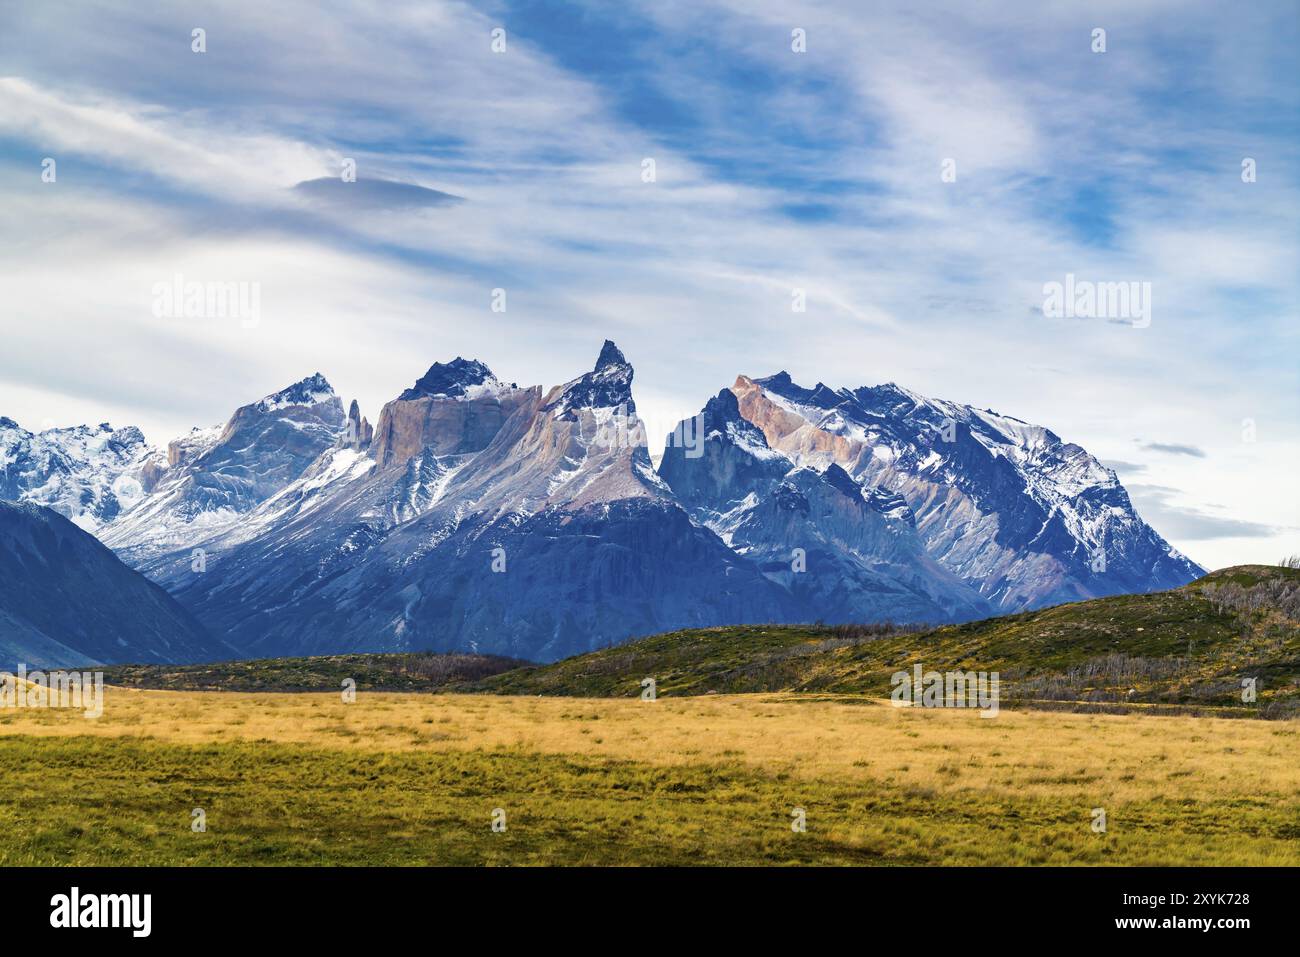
<box><xmin>2</xmin><ymin>687</ymin><xmax>1297</xmax><ymax>866</ymax></box>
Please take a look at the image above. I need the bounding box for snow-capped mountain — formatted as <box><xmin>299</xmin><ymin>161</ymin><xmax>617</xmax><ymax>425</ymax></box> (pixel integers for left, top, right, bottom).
<box><xmin>139</xmin><ymin>343</ymin><xmax>791</xmax><ymax>661</ymax></box>
<box><xmin>659</xmin><ymin>387</ymin><xmax>992</xmax><ymax>623</ymax></box>
<box><xmin>730</xmin><ymin>372</ymin><xmax>1203</xmax><ymax>609</ymax></box>
<box><xmin>100</xmin><ymin>374</ymin><xmax>348</xmax><ymax>565</ymax></box>
<box><xmin>372</xmin><ymin>357</ymin><xmax>531</xmax><ymax>468</ymax></box>
<box><xmin>1</xmin><ymin>342</ymin><xmax>1204</xmax><ymax>664</ymax></box>
<box><xmin>0</xmin><ymin>417</ymin><xmax>164</xmax><ymax>532</ymax></box>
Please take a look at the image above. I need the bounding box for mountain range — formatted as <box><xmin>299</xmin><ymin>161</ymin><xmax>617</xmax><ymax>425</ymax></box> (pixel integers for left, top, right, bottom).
<box><xmin>0</xmin><ymin>341</ymin><xmax>1203</xmax><ymax>665</ymax></box>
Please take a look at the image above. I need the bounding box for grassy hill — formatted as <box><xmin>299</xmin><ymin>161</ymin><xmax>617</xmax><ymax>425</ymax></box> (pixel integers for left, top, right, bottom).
<box><xmin>466</xmin><ymin>565</ymin><xmax>1300</xmax><ymax>716</ymax></box>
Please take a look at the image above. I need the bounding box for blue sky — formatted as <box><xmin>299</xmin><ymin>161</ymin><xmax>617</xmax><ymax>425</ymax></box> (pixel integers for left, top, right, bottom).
<box><xmin>0</xmin><ymin>0</ymin><xmax>1296</xmax><ymax>569</ymax></box>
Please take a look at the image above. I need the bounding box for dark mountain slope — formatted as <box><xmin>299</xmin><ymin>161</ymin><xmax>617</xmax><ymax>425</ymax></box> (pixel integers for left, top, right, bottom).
<box><xmin>0</xmin><ymin>501</ymin><xmax>229</xmax><ymax>668</ymax></box>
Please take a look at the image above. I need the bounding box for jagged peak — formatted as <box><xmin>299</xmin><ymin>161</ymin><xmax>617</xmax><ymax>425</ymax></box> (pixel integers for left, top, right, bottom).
<box><xmin>550</xmin><ymin>342</ymin><xmax>636</xmax><ymax>418</ymax></box>
<box><xmin>751</xmin><ymin>370</ymin><xmax>832</xmax><ymax>408</ymax></box>
<box><xmin>875</xmin><ymin>381</ymin><xmax>925</xmax><ymax>404</ymax></box>
<box><xmin>595</xmin><ymin>339</ymin><xmax>628</xmax><ymax>371</ymax></box>
<box><xmin>701</xmin><ymin>387</ymin><xmax>743</xmax><ymax>425</ymax></box>
<box><xmin>399</xmin><ymin>357</ymin><xmax>511</xmax><ymax>401</ymax></box>
<box><xmin>256</xmin><ymin>373</ymin><xmax>336</xmax><ymax>412</ymax></box>
<box><xmin>106</xmin><ymin>425</ymin><xmax>147</xmax><ymax>448</ymax></box>
<box><xmin>659</xmin><ymin>386</ymin><xmax>784</xmax><ymax>466</ymax></box>
<box><xmin>755</xmin><ymin>370</ymin><xmax>794</xmax><ymax>390</ymax></box>
<box><xmin>809</xmin><ymin>382</ymin><xmax>843</xmax><ymax>404</ymax></box>
<box><xmin>342</xmin><ymin>398</ymin><xmax>373</xmax><ymax>450</ymax></box>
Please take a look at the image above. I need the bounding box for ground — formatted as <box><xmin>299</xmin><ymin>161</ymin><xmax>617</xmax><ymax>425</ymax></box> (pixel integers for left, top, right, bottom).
<box><xmin>2</xmin><ymin>687</ymin><xmax>1296</xmax><ymax>866</ymax></box>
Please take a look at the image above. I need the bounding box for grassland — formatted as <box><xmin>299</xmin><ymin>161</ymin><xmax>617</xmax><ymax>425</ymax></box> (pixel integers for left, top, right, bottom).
<box><xmin>2</xmin><ymin>687</ymin><xmax>1297</xmax><ymax>865</ymax></box>
<box><xmin>4</xmin><ymin>566</ymin><xmax>1295</xmax><ymax>866</ymax></box>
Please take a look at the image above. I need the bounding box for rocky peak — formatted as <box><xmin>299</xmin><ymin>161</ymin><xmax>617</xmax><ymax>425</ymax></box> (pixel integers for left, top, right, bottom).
<box><xmin>697</xmin><ymin>388</ymin><xmax>777</xmax><ymax>459</ymax></box>
<box><xmin>757</xmin><ymin>370</ymin><xmax>794</xmax><ymax>391</ymax></box>
<box><xmin>753</xmin><ymin>371</ymin><xmax>809</xmax><ymax>403</ymax></box>
<box><xmin>373</xmin><ymin>360</ymin><xmax>531</xmax><ymax>468</ymax></box>
<box><xmin>398</xmin><ymin>358</ymin><xmax>508</xmax><ymax>401</ymax></box>
<box><xmin>256</xmin><ymin>373</ymin><xmax>336</xmax><ymax>413</ymax></box>
<box><xmin>848</xmin><ymin>382</ymin><xmax>927</xmax><ymax>417</ymax></box>
<box><xmin>657</xmin><ymin>386</ymin><xmax>790</xmax><ymax>513</ymax></box>
<box><xmin>752</xmin><ymin>371</ymin><xmax>845</xmax><ymax>410</ymax></box>
<box><xmin>184</xmin><ymin>375</ymin><xmax>345</xmax><ymax>496</ymax></box>
<box><xmin>809</xmin><ymin>383</ymin><xmax>845</xmax><ymax>407</ymax></box>
<box><xmin>105</xmin><ymin>426</ymin><xmax>147</xmax><ymax>452</ymax></box>
<box><xmin>595</xmin><ymin>339</ymin><xmax>628</xmax><ymax>371</ymax></box>
<box><xmin>819</xmin><ymin>462</ymin><xmax>862</xmax><ymax>499</ymax></box>
<box><xmin>344</xmin><ymin>399</ymin><xmax>374</xmax><ymax>450</ymax></box>
<box><xmin>700</xmin><ymin>388</ymin><xmax>744</xmax><ymax>429</ymax></box>
<box><xmin>550</xmin><ymin>340</ymin><xmax>636</xmax><ymax>417</ymax></box>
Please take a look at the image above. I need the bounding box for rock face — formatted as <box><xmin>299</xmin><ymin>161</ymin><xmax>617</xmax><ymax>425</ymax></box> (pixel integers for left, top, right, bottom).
<box><xmin>657</xmin><ymin>389</ymin><xmax>790</xmax><ymax>512</ymax></box>
<box><xmin>194</xmin><ymin>372</ymin><xmax>344</xmax><ymax>501</ymax></box>
<box><xmin>729</xmin><ymin>372</ymin><xmax>1203</xmax><ymax>610</ymax></box>
<box><xmin>0</xmin><ymin>500</ymin><xmax>228</xmax><ymax>669</ymax></box>
<box><xmin>0</xmin><ymin>417</ymin><xmax>164</xmax><ymax>532</ymax></box>
<box><xmin>659</xmin><ymin>389</ymin><xmax>991</xmax><ymax>624</ymax></box>
<box><xmin>372</xmin><ymin>359</ymin><xmax>531</xmax><ymax>466</ymax></box>
<box><xmin>344</xmin><ymin>400</ymin><xmax>373</xmax><ymax>451</ymax></box>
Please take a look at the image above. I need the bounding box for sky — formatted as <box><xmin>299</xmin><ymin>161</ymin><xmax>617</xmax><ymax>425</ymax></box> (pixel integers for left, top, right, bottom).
<box><xmin>0</xmin><ymin>0</ymin><xmax>1296</xmax><ymax>570</ymax></box>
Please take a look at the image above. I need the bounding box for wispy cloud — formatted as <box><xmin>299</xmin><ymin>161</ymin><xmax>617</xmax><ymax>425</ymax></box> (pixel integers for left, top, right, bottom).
<box><xmin>0</xmin><ymin>0</ymin><xmax>1295</xmax><ymax>571</ymax></box>
<box><xmin>293</xmin><ymin>177</ymin><xmax>462</xmax><ymax>210</ymax></box>
<box><xmin>1101</xmin><ymin>459</ymin><xmax>1147</xmax><ymax>475</ymax></box>
<box><xmin>1136</xmin><ymin>441</ymin><xmax>1207</xmax><ymax>458</ymax></box>
<box><xmin>0</xmin><ymin>76</ymin><xmax>333</xmax><ymax>200</ymax></box>
<box><xmin>1125</xmin><ymin>484</ymin><xmax>1278</xmax><ymax>541</ymax></box>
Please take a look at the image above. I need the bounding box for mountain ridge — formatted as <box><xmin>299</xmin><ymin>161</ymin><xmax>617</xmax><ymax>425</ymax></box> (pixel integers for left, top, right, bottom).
<box><xmin>2</xmin><ymin>341</ymin><xmax>1206</xmax><ymax>663</ymax></box>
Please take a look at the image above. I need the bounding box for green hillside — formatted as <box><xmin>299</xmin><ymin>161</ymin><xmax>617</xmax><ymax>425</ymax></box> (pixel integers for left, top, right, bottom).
<box><xmin>467</xmin><ymin>565</ymin><xmax>1300</xmax><ymax>716</ymax></box>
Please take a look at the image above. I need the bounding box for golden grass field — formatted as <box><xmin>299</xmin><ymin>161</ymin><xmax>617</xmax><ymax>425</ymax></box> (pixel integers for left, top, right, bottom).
<box><xmin>2</xmin><ymin>687</ymin><xmax>1297</xmax><ymax>865</ymax></box>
